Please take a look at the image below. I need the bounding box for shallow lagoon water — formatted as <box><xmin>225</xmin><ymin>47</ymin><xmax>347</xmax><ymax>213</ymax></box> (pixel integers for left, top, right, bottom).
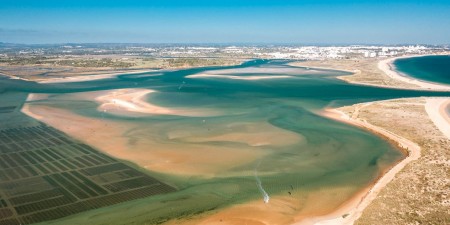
<box><xmin>4</xmin><ymin>60</ymin><xmax>450</xmax><ymax>224</ymax></box>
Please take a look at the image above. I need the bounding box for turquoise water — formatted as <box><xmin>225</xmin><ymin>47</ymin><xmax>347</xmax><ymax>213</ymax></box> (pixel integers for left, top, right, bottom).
<box><xmin>394</xmin><ymin>55</ymin><xmax>450</xmax><ymax>85</ymax></box>
<box><xmin>3</xmin><ymin>60</ymin><xmax>450</xmax><ymax>224</ymax></box>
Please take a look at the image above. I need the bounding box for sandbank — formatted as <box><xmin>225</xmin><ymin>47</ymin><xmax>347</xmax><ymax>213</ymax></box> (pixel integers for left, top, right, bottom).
<box><xmin>24</xmin><ymin>88</ymin><xmax>220</xmax><ymax>117</ymax></box>
<box><xmin>186</xmin><ymin>74</ymin><xmax>292</xmax><ymax>80</ymax></box>
<box><xmin>0</xmin><ymin>73</ymin><xmax>30</xmax><ymax>81</ymax></box>
<box><xmin>186</xmin><ymin>66</ymin><xmax>328</xmax><ymax>80</ymax></box>
<box><xmin>22</xmin><ymin>101</ymin><xmax>302</xmax><ymax>177</ymax></box>
<box><xmin>40</xmin><ymin>69</ymin><xmax>155</xmax><ymax>83</ymax></box>
<box><xmin>197</xmin><ymin>67</ymin><xmax>325</xmax><ymax>75</ymax></box>
<box><xmin>95</xmin><ymin>88</ymin><xmax>220</xmax><ymax>117</ymax></box>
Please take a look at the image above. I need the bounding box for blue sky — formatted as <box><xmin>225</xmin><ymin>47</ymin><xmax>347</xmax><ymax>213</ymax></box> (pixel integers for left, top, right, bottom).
<box><xmin>1</xmin><ymin>0</ymin><xmax>449</xmax><ymax>44</ymax></box>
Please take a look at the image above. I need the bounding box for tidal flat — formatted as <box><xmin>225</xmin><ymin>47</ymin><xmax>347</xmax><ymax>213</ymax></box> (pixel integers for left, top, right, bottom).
<box><xmin>1</xmin><ymin>59</ymin><xmax>449</xmax><ymax>224</ymax></box>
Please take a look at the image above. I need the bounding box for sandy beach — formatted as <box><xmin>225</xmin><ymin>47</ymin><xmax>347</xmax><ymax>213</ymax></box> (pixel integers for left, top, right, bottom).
<box><xmin>305</xmin><ymin>97</ymin><xmax>449</xmax><ymax>225</ymax></box>
<box><xmin>378</xmin><ymin>55</ymin><xmax>450</xmax><ymax>91</ymax></box>
<box><xmin>425</xmin><ymin>98</ymin><xmax>450</xmax><ymax>139</ymax></box>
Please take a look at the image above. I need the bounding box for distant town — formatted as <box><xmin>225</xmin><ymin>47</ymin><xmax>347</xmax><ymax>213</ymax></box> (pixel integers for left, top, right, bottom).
<box><xmin>1</xmin><ymin>43</ymin><xmax>449</xmax><ymax>61</ymax></box>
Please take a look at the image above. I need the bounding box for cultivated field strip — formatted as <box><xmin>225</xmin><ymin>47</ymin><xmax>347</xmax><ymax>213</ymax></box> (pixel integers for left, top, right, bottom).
<box><xmin>0</xmin><ymin>125</ymin><xmax>176</xmax><ymax>224</ymax></box>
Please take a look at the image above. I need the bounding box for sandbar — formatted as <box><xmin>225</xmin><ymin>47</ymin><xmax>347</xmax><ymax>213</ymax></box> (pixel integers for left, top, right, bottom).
<box><xmin>41</xmin><ymin>69</ymin><xmax>155</xmax><ymax>83</ymax></box>
<box><xmin>95</xmin><ymin>88</ymin><xmax>220</xmax><ymax>117</ymax></box>
<box><xmin>187</xmin><ymin>74</ymin><xmax>292</xmax><ymax>80</ymax></box>
<box><xmin>186</xmin><ymin>66</ymin><xmax>328</xmax><ymax>80</ymax></box>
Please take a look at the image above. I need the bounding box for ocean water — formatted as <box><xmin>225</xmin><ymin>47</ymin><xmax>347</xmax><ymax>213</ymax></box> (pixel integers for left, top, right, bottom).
<box><xmin>3</xmin><ymin>60</ymin><xmax>450</xmax><ymax>224</ymax></box>
<box><xmin>394</xmin><ymin>55</ymin><xmax>450</xmax><ymax>85</ymax></box>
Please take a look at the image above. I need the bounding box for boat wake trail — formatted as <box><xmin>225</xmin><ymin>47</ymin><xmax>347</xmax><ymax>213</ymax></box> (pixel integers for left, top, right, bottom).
<box><xmin>255</xmin><ymin>160</ymin><xmax>270</xmax><ymax>203</ymax></box>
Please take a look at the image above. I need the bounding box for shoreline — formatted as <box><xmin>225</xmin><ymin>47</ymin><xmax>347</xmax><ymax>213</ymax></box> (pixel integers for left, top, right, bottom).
<box><xmin>378</xmin><ymin>55</ymin><xmax>450</xmax><ymax>91</ymax></box>
<box><xmin>297</xmin><ymin>105</ymin><xmax>421</xmax><ymax>225</ymax></box>
<box><xmin>40</xmin><ymin>69</ymin><xmax>156</xmax><ymax>83</ymax></box>
<box><xmin>425</xmin><ymin>98</ymin><xmax>450</xmax><ymax>139</ymax></box>
<box><xmin>289</xmin><ymin>54</ymin><xmax>450</xmax><ymax>91</ymax></box>
<box><xmin>296</xmin><ymin>54</ymin><xmax>450</xmax><ymax>225</ymax></box>
<box><xmin>1</xmin><ymin>67</ymin><xmax>157</xmax><ymax>83</ymax></box>
<box><xmin>0</xmin><ymin>58</ymin><xmax>249</xmax><ymax>83</ymax></box>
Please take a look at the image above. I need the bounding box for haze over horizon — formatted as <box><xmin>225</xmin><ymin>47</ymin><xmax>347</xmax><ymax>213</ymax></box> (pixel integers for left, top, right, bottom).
<box><xmin>1</xmin><ymin>0</ymin><xmax>449</xmax><ymax>45</ymax></box>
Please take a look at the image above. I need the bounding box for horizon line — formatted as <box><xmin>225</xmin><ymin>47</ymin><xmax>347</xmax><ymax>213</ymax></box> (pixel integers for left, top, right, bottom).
<box><xmin>1</xmin><ymin>41</ymin><xmax>449</xmax><ymax>47</ymax></box>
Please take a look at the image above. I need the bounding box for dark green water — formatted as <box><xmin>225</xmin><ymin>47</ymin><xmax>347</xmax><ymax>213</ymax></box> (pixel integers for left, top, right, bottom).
<box><xmin>2</xmin><ymin>59</ymin><xmax>450</xmax><ymax>224</ymax></box>
<box><xmin>394</xmin><ymin>55</ymin><xmax>450</xmax><ymax>85</ymax></box>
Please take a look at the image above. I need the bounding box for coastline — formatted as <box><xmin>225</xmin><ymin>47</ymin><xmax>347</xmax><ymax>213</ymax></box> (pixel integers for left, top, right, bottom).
<box><xmin>425</xmin><ymin>98</ymin><xmax>450</xmax><ymax>139</ymax></box>
<box><xmin>297</xmin><ymin>106</ymin><xmax>420</xmax><ymax>225</ymax></box>
<box><xmin>40</xmin><ymin>69</ymin><xmax>156</xmax><ymax>83</ymax></box>
<box><xmin>1</xmin><ymin>66</ymin><xmax>158</xmax><ymax>83</ymax></box>
<box><xmin>17</xmin><ymin>55</ymin><xmax>450</xmax><ymax>225</ymax></box>
<box><xmin>289</xmin><ymin>56</ymin><xmax>420</xmax><ymax>90</ymax></box>
<box><xmin>290</xmin><ymin>53</ymin><xmax>450</xmax><ymax>91</ymax></box>
<box><xmin>297</xmin><ymin>54</ymin><xmax>450</xmax><ymax>225</ymax></box>
<box><xmin>378</xmin><ymin>55</ymin><xmax>450</xmax><ymax>91</ymax></box>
